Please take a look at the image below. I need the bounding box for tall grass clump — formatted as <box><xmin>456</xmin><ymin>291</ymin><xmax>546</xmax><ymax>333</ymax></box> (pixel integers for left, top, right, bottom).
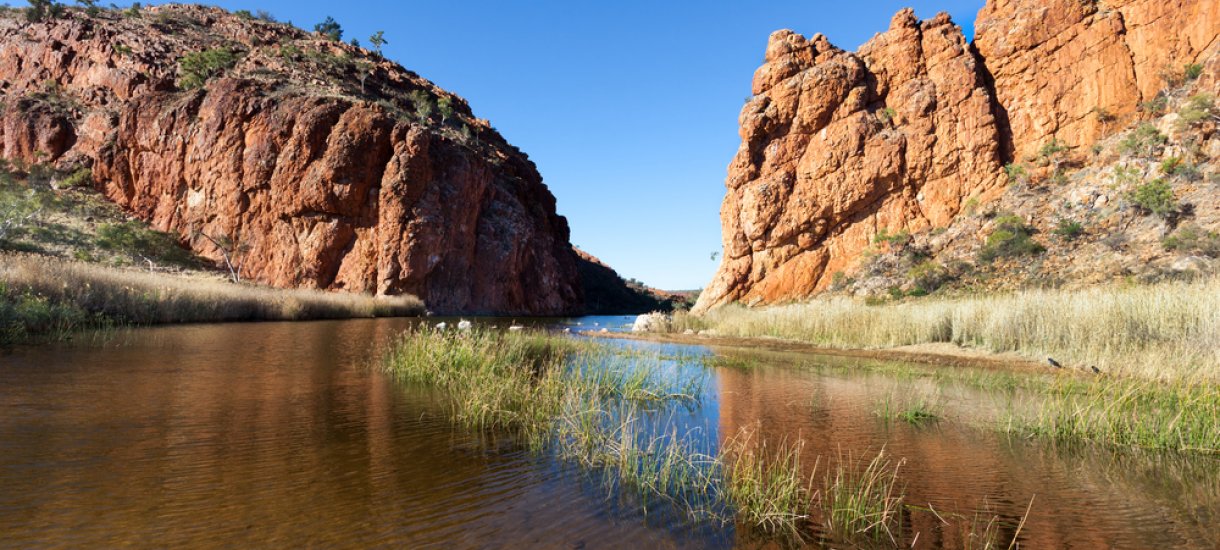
<box><xmin>821</xmin><ymin>450</ymin><xmax>906</xmax><ymax>545</ymax></box>
<box><xmin>721</xmin><ymin>432</ymin><xmax>814</xmax><ymax>533</ymax></box>
<box><xmin>1</xmin><ymin>253</ymin><xmax>423</xmax><ymax>343</ymax></box>
<box><xmin>691</xmin><ymin>278</ymin><xmax>1220</xmax><ymax>383</ymax></box>
<box><xmin>1004</xmin><ymin>378</ymin><xmax>1220</xmax><ymax>453</ymax></box>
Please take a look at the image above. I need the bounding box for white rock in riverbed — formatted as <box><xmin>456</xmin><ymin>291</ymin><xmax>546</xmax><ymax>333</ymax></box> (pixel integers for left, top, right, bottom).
<box><xmin>631</xmin><ymin>312</ymin><xmax>667</xmax><ymax>332</ymax></box>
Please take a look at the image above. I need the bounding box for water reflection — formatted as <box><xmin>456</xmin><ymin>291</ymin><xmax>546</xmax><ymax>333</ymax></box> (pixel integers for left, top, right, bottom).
<box><xmin>0</xmin><ymin>320</ymin><xmax>1215</xmax><ymax>548</ymax></box>
<box><xmin>712</xmin><ymin>347</ymin><xmax>1220</xmax><ymax>548</ymax></box>
<box><xmin>0</xmin><ymin>319</ymin><xmax>719</xmax><ymax>549</ymax></box>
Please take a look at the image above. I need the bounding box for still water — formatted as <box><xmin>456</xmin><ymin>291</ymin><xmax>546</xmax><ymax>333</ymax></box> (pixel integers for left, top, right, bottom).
<box><xmin>0</xmin><ymin>318</ymin><xmax>1215</xmax><ymax>548</ymax></box>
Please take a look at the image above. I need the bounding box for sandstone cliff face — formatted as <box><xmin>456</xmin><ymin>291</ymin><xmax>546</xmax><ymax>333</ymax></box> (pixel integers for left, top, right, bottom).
<box><xmin>698</xmin><ymin>10</ymin><xmax>1006</xmax><ymax>309</ymax></box>
<box><xmin>698</xmin><ymin>0</ymin><xmax>1220</xmax><ymax>311</ymax></box>
<box><xmin>0</xmin><ymin>5</ymin><xmax>583</xmax><ymax>315</ymax></box>
<box><xmin>975</xmin><ymin>0</ymin><xmax>1220</xmax><ymax>160</ymax></box>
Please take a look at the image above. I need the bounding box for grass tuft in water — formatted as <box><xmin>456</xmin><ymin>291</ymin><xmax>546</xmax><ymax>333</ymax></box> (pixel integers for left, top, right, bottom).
<box><xmin>821</xmin><ymin>449</ymin><xmax>906</xmax><ymax>545</ymax></box>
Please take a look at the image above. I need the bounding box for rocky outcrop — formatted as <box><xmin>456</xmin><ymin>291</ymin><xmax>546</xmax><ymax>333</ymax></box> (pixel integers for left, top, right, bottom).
<box><xmin>975</xmin><ymin>0</ymin><xmax>1220</xmax><ymax>160</ymax></box>
<box><xmin>697</xmin><ymin>10</ymin><xmax>1007</xmax><ymax>309</ymax></box>
<box><xmin>574</xmin><ymin>248</ymin><xmax>680</xmax><ymax>314</ymax></box>
<box><xmin>0</xmin><ymin>5</ymin><xmax>590</xmax><ymax>315</ymax></box>
<box><xmin>698</xmin><ymin>0</ymin><xmax>1220</xmax><ymax>311</ymax></box>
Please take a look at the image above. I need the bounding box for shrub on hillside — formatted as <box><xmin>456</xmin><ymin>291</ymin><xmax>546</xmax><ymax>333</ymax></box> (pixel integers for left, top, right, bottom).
<box><xmin>906</xmin><ymin>260</ymin><xmax>950</xmax><ymax>294</ymax></box>
<box><xmin>1118</xmin><ymin>123</ymin><xmax>1167</xmax><ymax>158</ymax></box>
<box><xmin>1052</xmin><ymin>219</ymin><xmax>1084</xmax><ymax>240</ymax></box>
<box><xmin>1177</xmin><ymin>94</ymin><xmax>1217</xmax><ymax>130</ymax></box>
<box><xmin>1163</xmin><ymin>224</ymin><xmax>1220</xmax><ymax>257</ymax></box>
<box><xmin>178</xmin><ymin>48</ymin><xmax>238</xmax><ymax>90</ymax></box>
<box><xmin>96</xmin><ymin>221</ymin><xmax>194</xmax><ymax>266</ymax></box>
<box><xmin>314</xmin><ymin>16</ymin><xmax>342</xmax><ymax>41</ymax></box>
<box><xmin>978</xmin><ymin>214</ymin><xmax>1044</xmax><ymax>262</ymax></box>
<box><xmin>1126</xmin><ymin>179</ymin><xmax>1178</xmax><ymax>218</ymax></box>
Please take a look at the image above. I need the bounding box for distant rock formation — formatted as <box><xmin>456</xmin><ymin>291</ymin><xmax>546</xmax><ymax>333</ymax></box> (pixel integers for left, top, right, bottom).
<box><xmin>697</xmin><ymin>0</ymin><xmax>1219</xmax><ymax>311</ymax></box>
<box><xmin>574</xmin><ymin>248</ymin><xmax>683</xmax><ymax>314</ymax></box>
<box><xmin>0</xmin><ymin>4</ymin><xmax>597</xmax><ymax>315</ymax></box>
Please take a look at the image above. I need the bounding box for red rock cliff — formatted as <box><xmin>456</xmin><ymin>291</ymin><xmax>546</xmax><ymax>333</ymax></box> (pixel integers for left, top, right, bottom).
<box><xmin>697</xmin><ymin>0</ymin><xmax>1219</xmax><ymax>311</ymax></box>
<box><xmin>0</xmin><ymin>5</ymin><xmax>583</xmax><ymax>315</ymax></box>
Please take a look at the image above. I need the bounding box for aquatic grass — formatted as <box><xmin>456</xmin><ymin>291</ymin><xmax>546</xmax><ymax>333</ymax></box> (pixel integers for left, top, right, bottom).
<box><xmin>1003</xmin><ymin>378</ymin><xmax>1220</xmax><ymax>453</ymax></box>
<box><xmin>381</xmin><ymin>330</ymin><xmax>1052</xmax><ymax>545</ymax></box>
<box><xmin>714</xmin><ymin>350</ymin><xmax>1218</xmax><ymax>453</ymax></box>
<box><xmin>690</xmin><ymin>278</ymin><xmax>1220</xmax><ymax>383</ymax></box>
<box><xmin>821</xmin><ymin>449</ymin><xmax>906</xmax><ymax>545</ymax></box>
<box><xmin>874</xmin><ymin>393</ymin><xmax>941</xmax><ymax>425</ymax></box>
<box><xmin>721</xmin><ymin>431</ymin><xmax>815</xmax><ymax>533</ymax></box>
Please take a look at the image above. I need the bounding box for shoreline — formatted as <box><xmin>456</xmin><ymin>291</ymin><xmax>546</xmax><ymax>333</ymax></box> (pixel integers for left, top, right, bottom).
<box><xmin>590</xmin><ymin>331</ymin><xmax>1063</xmax><ymax>377</ymax></box>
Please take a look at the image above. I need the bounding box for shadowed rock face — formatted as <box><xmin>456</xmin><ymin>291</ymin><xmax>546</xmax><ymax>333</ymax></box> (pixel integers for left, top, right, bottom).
<box><xmin>698</xmin><ymin>0</ymin><xmax>1220</xmax><ymax>311</ymax></box>
<box><xmin>0</xmin><ymin>5</ymin><xmax>584</xmax><ymax>315</ymax></box>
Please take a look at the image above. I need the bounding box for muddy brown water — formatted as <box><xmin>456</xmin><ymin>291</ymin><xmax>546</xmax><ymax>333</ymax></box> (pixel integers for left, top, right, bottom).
<box><xmin>0</xmin><ymin>318</ymin><xmax>1215</xmax><ymax>548</ymax></box>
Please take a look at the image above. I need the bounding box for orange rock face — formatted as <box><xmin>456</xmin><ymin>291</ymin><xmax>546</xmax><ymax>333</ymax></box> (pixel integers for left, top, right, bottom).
<box><xmin>697</xmin><ymin>10</ymin><xmax>1006</xmax><ymax>310</ymax></box>
<box><xmin>698</xmin><ymin>0</ymin><xmax>1220</xmax><ymax>311</ymax></box>
<box><xmin>1</xmin><ymin>6</ymin><xmax>584</xmax><ymax>315</ymax></box>
<box><xmin>975</xmin><ymin>0</ymin><xmax>1220</xmax><ymax>160</ymax></box>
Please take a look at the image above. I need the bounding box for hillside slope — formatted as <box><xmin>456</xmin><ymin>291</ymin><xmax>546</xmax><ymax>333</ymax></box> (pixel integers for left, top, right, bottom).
<box><xmin>0</xmin><ymin>4</ymin><xmax>590</xmax><ymax>315</ymax></box>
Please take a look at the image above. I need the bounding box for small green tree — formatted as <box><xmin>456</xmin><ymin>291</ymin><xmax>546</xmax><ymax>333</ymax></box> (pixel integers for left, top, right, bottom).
<box><xmin>1052</xmin><ymin>219</ymin><xmax>1084</xmax><ymax>240</ymax></box>
<box><xmin>369</xmin><ymin>31</ymin><xmax>387</xmax><ymax>56</ymax></box>
<box><xmin>437</xmin><ymin>96</ymin><xmax>454</xmax><ymax>123</ymax></box>
<box><xmin>25</xmin><ymin>0</ymin><xmax>66</xmax><ymax>22</ymax></box>
<box><xmin>1038</xmin><ymin>138</ymin><xmax>1069</xmax><ymax>178</ymax></box>
<box><xmin>1092</xmin><ymin>106</ymin><xmax>1116</xmax><ymax>134</ymax></box>
<box><xmin>314</xmin><ymin>16</ymin><xmax>343</xmax><ymax>41</ymax></box>
<box><xmin>409</xmin><ymin>90</ymin><xmax>434</xmax><ymax>120</ymax></box>
<box><xmin>75</xmin><ymin>0</ymin><xmax>100</xmax><ymax>16</ymax></box>
<box><xmin>1183</xmin><ymin>63</ymin><xmax>1204</xmax><ymax>82</ymax></box>
<box><xmin>1139</xmin><ymin>94</ymin><xmax>1168</xmax><ymax>116</ymax></box>
<box><xmin>1126</xmin><ymin>179</ymin><xmax>1178</xmax><ymax>218</ymax></box>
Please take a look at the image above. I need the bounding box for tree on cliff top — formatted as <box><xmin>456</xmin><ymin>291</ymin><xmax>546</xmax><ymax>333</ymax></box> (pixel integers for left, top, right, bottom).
<box><xmin>314</xmin><ymin>16</ymin><xmax>343</xmax><ymax>42</ymax></box>
<box><xmin>25</xmin><ymin>0</ymin><xmax>66</xmax><ymax>22</ymax></box>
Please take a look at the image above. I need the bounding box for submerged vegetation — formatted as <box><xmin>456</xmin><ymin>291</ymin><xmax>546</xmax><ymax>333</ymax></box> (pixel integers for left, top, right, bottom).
<box><xmin>381</xmin><ymin>330</ymin><xmax>1032</xmax><ymax>545</ymax></box>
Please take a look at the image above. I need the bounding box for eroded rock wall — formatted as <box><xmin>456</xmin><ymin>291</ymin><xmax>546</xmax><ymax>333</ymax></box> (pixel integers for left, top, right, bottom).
<box><xmin>0</xmin><ymin>6</ymin><xmax>583</xmax><ymax>315</ymax></box>
<box><xmin>698</xmin><ymin>0</ymin><xmax>1220</xmax><ymax>311</ymax></box>
<box><xmin>698</xmin><ymin>10</ymin><xmax>1006</xmax><ymax>309</ymax></box>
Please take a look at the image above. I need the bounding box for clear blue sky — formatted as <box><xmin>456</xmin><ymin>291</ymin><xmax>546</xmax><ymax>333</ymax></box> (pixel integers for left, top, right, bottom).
<box><xmin>132</xmin><ymin>0</ymin><xmax>985</xmax><ymax>289</ymax></box>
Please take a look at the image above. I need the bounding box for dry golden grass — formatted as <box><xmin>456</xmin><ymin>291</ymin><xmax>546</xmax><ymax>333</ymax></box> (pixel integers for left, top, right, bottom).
<box><xmin>693</xmin><ymin>279</ymin><xmax>1220</xmax><ymax>382</ymax></box>
<box><xmin>1</xmin><ymin>253</ymin><xmax>423</xmax><ymax>340</ymax></box>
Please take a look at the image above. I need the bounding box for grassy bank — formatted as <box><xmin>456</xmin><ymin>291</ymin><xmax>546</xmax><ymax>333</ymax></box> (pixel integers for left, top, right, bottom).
<box><xmin>679</xmin><ymin>279</ymin><xmax>1220</xmax><ymax>383</ymax></box>
<box><xmin>1</xmin><ymin>253</ymin><xmax>424</xmax><ymax>345</ymax></box>
<box><xmin>381</xmin><ymin>330</ymin><xmax>1024</xmax><ymax>545</ymax></box>
<box><xmin>714</xmin><ymin>350</ymin><xmax>1220</xmax><ymax>454</ymax></box>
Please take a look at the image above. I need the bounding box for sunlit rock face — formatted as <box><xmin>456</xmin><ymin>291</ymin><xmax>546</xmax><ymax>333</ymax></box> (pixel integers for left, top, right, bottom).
<box><xmin>0</xmin><ymin>5</ymin><xmax>586</xmax><ymax>315</ymax></box>
<box><xmin>697</xmin><ymin>0</ymin><xmax>1219</xmax><ymax>311</ymax></box>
